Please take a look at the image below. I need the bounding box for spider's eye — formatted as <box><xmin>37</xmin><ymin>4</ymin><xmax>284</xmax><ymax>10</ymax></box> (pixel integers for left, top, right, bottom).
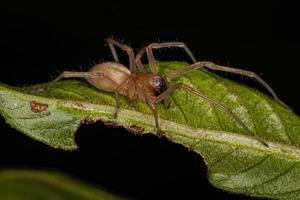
<box><xmin>150</xmin><ymin>76</ymin><xmax>167</xmax><ymax>96</ymax></box>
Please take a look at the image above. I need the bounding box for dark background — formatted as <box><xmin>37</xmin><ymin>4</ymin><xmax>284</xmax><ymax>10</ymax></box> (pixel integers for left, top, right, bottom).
<box><xmin>0</xmin><ymin>1</ymin><xmax>299</xmax><ymax>199</ymax></box>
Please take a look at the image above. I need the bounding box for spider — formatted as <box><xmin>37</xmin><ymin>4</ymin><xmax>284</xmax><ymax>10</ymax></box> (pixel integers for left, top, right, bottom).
<box><xmin>53</xmin><ymin>37</ymin><xmax>286</xmax><ymax>144</ymax></box>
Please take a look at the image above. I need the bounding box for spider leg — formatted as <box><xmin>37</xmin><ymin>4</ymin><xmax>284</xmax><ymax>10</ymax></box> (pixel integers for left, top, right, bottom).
<box><xmin>53</xmin><ymin>71</ymin><xmax>103</xmax><ymax>82</ymax></box>
<box><xmin>165</xmin><ymin>61</ymin><xmax>289</xmax><ymax>110</ymax></box>
<box><xmin>113</xmin><ymin>92</ymin><xmax>120</xmax><ymax>118</ymax></box>
<box><xmin>130</xmin><ymin>82</ymin><xmax>164</xmax><ymax>136</ymax></box>
<box><xmin>106</xmin><ymin>37</ymin><xmax>137</xmax><ymax>73</ymax></box>
<box><xmin>46</xmin><ymin>71</ymin><xmax>104</xmax><ymax>94</ymax></box>
<box><xmin>148</xmin><ymin>103</ymin><xmax>162</xmax><ymax>134</ymax></box>
<box><xmin>145</xmin><ymin>101</ymin><xmax>165</xmax><ymax>137</ymax></box>
<box><xmin>135</xmin><ymin>42</ymin><xmax>196</xmax><ymax>74</ymax></box>
<box><xmin>133</xmin><ymin>47</ymin><xmax>147</xmax><ymax>73</ymax></box>
<box><xmin>52</xmin><ymin>71</ymin><xmax>123</xmax><ymax>119</ymax></box>
<box><xmin>112</xmin><ymin>76</ymin><xmax>135</xmax><ymax>118</ymax></box>
<box><xmin>154</xmin><ymin>82</ymin><xmax>268</xmax><ymax>146</ymax></box>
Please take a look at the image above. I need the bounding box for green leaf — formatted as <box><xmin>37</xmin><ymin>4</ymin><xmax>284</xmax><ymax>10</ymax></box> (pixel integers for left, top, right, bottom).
<box><xmin>0</xmin><ymin>61</ymin><xmax>300</xmax><ymax>199</ymax></box>
<box><xmin>0</xmin><ymin>169</ymin><xmax>123</xmax><ymax>200</ymax></box>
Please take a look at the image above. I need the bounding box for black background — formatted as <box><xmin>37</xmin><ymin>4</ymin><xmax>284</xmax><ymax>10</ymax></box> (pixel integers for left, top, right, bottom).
<box><xmin>0</xmin><ymin>1</ymin><xmax>299</xmax><ymax>199</ymax></box>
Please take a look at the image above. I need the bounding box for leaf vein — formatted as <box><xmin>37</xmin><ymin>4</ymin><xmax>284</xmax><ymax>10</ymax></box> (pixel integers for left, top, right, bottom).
<box><xmin>216</xmin><ymin>154</ymin><xmax>270</xmax><ymax>183</ymax></box>
<box><xmin>248</xmin><ymin>161</ymin><xmax>299</xmax><ymax>190</ymax></box>
<box><xmin>171</xmin><ymin>96</ymin><xmax>188</xmax><ymax>123</ymax></box>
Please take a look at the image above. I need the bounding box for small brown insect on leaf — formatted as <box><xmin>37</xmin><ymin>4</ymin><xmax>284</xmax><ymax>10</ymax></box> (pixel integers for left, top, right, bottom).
<box><xmin>30</xmin><ymin>101</ymin><xmax>48</xmax><ymax>113</ymax></box>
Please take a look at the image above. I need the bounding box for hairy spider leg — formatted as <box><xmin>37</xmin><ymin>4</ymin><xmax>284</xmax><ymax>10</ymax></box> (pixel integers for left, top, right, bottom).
<box><xmin>106</xmin><ymin>37</ymin><xmax>137</xmax><ymax>73</ymax></box>
<box><xmin>52</xmin><ymin>71</ymin><xmax>122</xmax><ymax>117</ymax></box>
<box><xmin>135</xmin><ymin>42</ymin><xmax>197</xmax><ymax>74</ymax></box>
<box><xmin>165</xmin><ymin>61</ymin><xmax>289</xmax><ymax>109</ymax></box>
<box><xmin>53</xmin><ymin>71</ymin><xmax>102</xmax><ymax>82</ymax></box>
<box><xmin>112</xmin><ymin>76</ymin><xmax>135</xmax><ymax>118</ymax></box>
<box><xmin>151</xmin><ymin>82</ymin><xmax>268</xmax><ymax>146</ymax></box>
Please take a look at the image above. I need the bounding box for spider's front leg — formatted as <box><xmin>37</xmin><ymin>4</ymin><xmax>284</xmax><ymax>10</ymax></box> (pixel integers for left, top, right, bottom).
<box><xmin>147</xmin><ymin>100</ymin><xmax>165</xmax><ymax>137</ymax></box>
<box><xmin>153</xmin><ymin>82</ymin><xmax>268</xmax><ymax>146</ymax></box>
<box><xmin>165</xmin><ymin>61</ymin><xmax>290</xmax><ymax>110</ymax></box>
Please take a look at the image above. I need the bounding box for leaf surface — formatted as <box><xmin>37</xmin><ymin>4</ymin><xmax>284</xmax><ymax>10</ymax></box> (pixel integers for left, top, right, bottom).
<box><xmin>0</xmin><ymin>169</ymin><xmax>123</xmax><ymax>200</ymax></box>
<box><xmin>1</xmin><ymin>61</ymin><xmax>300</xmax><ymax>199</ymax></box>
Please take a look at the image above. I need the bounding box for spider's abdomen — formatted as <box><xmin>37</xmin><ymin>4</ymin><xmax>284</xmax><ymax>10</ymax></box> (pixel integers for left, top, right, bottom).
<box><xmin>85</xmin><ymin>62</ymin><xmax>131</xmax><ymax>92</ymax></box>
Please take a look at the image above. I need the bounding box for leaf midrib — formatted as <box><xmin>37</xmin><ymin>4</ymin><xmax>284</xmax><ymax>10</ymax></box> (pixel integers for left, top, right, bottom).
<box><xmin>2</xmin><ymin>84</ymin><xmax>300</xmax><ymax>160</ymax></box>
<box><xmin>78</xmin><ymin>99</ymin><xmax>300</xmax><ymax>160</ymax></box>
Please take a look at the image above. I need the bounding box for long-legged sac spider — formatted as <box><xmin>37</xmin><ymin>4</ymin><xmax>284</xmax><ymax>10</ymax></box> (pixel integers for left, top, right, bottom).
<box><xmin>53</xmin><ymin>37</ymin><xmax>287</xmax><ymax>144</ymax></box>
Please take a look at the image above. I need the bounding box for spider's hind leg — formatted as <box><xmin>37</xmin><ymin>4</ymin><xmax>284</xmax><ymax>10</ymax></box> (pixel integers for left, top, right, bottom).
<box><xmin>53</xmin><ymin>71</ymin><xmax>101</xmax><ymax>82</ymax></box>
<box><xmin>33</xmin><ymin>71</ymin><xmax>102</xmax><ymax>94</ymax></box>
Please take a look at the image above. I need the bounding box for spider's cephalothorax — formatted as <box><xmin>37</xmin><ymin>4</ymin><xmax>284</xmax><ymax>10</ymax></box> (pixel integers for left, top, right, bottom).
<box><xmin>53</xmin><ymin>37</ymin><xmax>287</xmax><ymax>145</ymax></box>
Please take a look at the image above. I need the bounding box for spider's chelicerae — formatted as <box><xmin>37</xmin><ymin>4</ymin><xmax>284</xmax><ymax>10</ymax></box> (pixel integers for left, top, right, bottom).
<box><xmin>53</xmin><ymin>37</ymin><xmax>287</xmax><ymax>144</ymax></box>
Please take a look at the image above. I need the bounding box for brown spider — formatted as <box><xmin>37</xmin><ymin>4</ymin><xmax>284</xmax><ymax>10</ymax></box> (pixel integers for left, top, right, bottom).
<box><xmin>53</xmin><ymin>37</ymin><xmax>286</xmax><ymax>144</ymax></box>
